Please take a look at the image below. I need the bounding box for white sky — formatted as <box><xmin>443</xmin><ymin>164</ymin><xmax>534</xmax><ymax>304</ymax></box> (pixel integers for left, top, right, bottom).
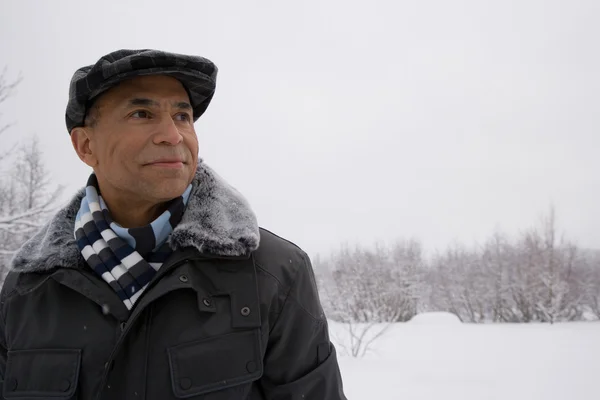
<box><xmin>1</xmin><ymin>0</ymin><xmax>599</xmax><ymax>257</ymax></box>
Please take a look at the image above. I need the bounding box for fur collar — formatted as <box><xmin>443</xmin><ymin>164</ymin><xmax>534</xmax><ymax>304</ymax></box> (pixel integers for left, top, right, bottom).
<box><xmin>10</xmin><ymin>162</ymin><xmax>260</xmax><ymax>273</ymax></box>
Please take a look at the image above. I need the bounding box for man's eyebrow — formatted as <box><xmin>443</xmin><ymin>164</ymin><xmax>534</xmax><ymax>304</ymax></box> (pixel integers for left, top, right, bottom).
<box><xmin>126</xmin><ymin>98</ymin><xmax>192</xmax><ymax>110</ymax></box>
<box><xmin>128</xmin><ymin>98</ymin><xmax>160</xmax><ymax>107</ymax></box>
<box><xmin>173</xmin><ymin>101</ymin><xmax>192</xmax><ymax>110</ymax></box>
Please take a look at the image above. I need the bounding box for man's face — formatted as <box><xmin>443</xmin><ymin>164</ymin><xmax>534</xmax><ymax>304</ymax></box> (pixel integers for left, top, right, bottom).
<box><xmin>73</xmin><ymin>75</ymin><xmax>199</xmax><ymax>205</ymax></box>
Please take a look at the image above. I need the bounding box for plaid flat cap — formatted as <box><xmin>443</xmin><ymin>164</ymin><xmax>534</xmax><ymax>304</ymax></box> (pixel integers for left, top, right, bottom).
<box><xmin>65</xmin><ymin>49</ymin><xmax>218</xmax><ymax>133</ymax></box>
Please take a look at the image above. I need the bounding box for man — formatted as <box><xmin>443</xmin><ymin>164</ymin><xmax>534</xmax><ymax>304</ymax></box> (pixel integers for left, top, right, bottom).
<box><xmin>0</xmin><ymin>49</ymin><xmax>346</xmax><ymax>399</ymax></box>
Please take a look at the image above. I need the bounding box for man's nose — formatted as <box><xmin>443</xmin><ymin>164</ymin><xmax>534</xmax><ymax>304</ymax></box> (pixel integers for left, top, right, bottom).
<box><xmin>154</xmin><ymin>115</ymin><xmax>183</xmax><ymax>145</ymax></box>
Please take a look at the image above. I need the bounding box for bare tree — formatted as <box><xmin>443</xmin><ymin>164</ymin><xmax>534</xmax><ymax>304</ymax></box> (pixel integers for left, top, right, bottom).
<box><xmin>582</xmin><ymin>249</ymin><xmax>600</xmax><ymax>319</ymax></box>
<box><xmin>509</xmin><ymin>230</ymin><xmax>542</xmax><ymax>322</ymax></box>
<box><xmin>511</xmin><ymin>209</ymin><xmax>583</xmax><ymax>323</ymax></box>
<box><xmin>0</xmin><ymin>137</ymin><xmax>64</xmax><ymax>274</ymax></box>
<box><xmin>430</xmin><ymin>245</ymin><xmax>489</xmax><ymax>323</ymax></box>
<box><xmin>481</xmin><ymin>231</ymin><xmax>518</xmax><ymax>322</ymax></box>
<box><xmin>0</xmin><ymin>68</ymin><xmax>21</xmax><ymax>159</ymax></box>
<box><xmin>424</xmin><ymin>208</ymin><xmax>591</xmax><ymax>324</ymax></box>
<box><xmin>0</xmin><ymin>69</ymin><xmax>63</xmax><ymax>279</ymax></box>
<box><xmin>315</xmin><ymin>239</ymin><xmax>423</xmax><ymax>357</ymax></box>
<box><xmin>333</xmin><ymin>320</ymin><xmax>394</xmax><ymax>358</ymax></box>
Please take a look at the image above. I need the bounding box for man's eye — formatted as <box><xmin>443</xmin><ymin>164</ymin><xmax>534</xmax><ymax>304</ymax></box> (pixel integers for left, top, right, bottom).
<box><xmin>175</xmin><ymin>113</ymin><xmax>192</xmax><ymax>122</ymax></box>
<box><xmin>131</xmin><ymin>110</ymin><xmax>150</xmax><ymax>119</ymax></box>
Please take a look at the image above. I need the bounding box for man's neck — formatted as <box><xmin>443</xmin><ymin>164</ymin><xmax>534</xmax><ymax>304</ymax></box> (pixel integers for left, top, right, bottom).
<box><xmin>102</xmin><ymin>195</ymin><xmax>168</xmax><ymax>228</ymax></box>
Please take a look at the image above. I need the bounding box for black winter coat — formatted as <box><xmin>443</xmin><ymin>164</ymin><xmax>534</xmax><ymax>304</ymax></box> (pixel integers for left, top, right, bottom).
<box><xmin>0</xmin><ymin>164</ymin><xmax>347</xmax><ymax>400</ymax></box>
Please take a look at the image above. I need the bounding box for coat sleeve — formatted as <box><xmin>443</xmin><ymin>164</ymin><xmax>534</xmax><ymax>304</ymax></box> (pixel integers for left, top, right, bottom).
<box><xmin>258</xmin><ymin>252</ymin><xmax>347</xmax><ymax>400</ymax></box>
<box><xmin>0</xmin><ymin>308</ymin><xmax>5</xmax><ymax>397</ymax></box>
<box><xmin>0</xmin><ymin>272</ymin><xmax>17</xmax><ymax>396</ymax></box>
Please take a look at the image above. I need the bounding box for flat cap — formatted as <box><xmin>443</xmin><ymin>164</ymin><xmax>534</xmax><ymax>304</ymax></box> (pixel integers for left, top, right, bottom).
<box><xmin>65</xmin><ymin>49</ymin><xmax>218</xmax><ymax>133</ymax></box>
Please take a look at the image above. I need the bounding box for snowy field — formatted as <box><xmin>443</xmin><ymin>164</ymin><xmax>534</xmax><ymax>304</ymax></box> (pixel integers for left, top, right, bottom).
<box><xmin>332</xmin><ymin>314</ymin><xmax>599</xmax><ymax>400</ymax></box>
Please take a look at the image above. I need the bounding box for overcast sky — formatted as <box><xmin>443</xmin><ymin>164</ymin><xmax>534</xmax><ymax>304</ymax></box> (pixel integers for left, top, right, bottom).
<box><xmin>1</xmin><ymin>0</ymin><xmax>599</xmax><ymax>257</ymax></box>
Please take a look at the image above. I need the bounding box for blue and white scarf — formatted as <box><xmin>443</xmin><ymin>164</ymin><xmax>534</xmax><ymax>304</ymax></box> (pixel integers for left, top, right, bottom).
<box><xmin>74</xmin><ymin>174</ymin><xmax>192</xmax><ymax>310</ymax></box>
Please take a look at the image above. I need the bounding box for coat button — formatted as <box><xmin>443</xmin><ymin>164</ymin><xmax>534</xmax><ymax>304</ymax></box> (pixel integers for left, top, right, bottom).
<box><xmin>10</xmin><ymin>379</ymin><xmax>17</xmax><ymax>391</ymax></box>
<box><xmin>246</xmin><ymin>361</ymin><xmax>257</xmax><ymax>373</ymax></box>
<box><xmin>241</xmin><ymin>306</ymin><xmax>251</xmax><ymax>316</ymax></box>
<box><xmin>120</xmin><ymin>322</ymin><xmax>127</xmax><ymax>332</ymax></box>
<box><xmin>180</xmin><ymin>378</ymin><xmax>192</xmax><ymax>390</ymax></box>
<box><xmin>179</xmin><ymin>275</ymin><xmax>189</xmax><ymax>283</ymax></box>
<box><xmin>61</xmin><ymin>379</ymin><xmax>71</xmax><ymax>392</ymax></box>
<box><xmin>202</xmin><ymin>298</ymin><xmax>212</xmax><ymax>307</ymax></box>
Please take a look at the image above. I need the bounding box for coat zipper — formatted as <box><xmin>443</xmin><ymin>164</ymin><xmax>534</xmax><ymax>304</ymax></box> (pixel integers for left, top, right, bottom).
<box><xmin>94</xmin><ymin>256</ymin><xmax>192</xmax><ymax>400</ymax></box>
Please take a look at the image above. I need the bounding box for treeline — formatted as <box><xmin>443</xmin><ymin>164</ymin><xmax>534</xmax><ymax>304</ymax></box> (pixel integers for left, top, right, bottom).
<box><xmin>315</xmin><ymin>210</ymin><xmax>600</xmax><ymax>324</ymax></box>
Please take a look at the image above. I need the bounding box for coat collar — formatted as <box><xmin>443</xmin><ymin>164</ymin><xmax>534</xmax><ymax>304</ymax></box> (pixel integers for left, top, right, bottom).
<box><xmin>10</xmin><ymin>162</ymin><xmax>260</xmax><ymax>273</ymax></box>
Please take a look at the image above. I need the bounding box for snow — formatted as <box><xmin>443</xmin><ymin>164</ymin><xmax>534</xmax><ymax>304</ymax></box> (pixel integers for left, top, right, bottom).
<box><xmin>408</xmin><ymin>312</ymin><xmax>463</xmax><ymax>325</ymax></box>
<box><xmin>333</xmin><ymin>317</ymin><xmax>599</xmax><ymax>399</ymax></box>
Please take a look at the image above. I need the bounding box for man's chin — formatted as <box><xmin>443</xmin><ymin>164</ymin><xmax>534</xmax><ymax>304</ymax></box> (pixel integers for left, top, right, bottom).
<box><xmin>145</xmin><ymin>161</ymin><xmax>185</xmax><ymax>170</ymax></box>
<box><xmin>149</xmin><ymin>182</ymin><xmax>192</xmax><ymax>203</ymax></box>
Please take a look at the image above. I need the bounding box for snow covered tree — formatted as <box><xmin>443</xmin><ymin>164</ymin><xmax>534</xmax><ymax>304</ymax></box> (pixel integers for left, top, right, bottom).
<box><xmin>319</xmin><ymin>240</ymin><xmax>423</xmax><ymax>324</ymax></box>
<box><xmin>497</xmin><ymin>209</ymin><xmax>583</xmax><ymax>323</ymax></box>
<box><xmin>581</xmin><ymin>250</ymin><xmax>600</xmax><ymax>319</ymax></box>
<box><xmin>425</xmin><ymin>208</ymin><xmax>589</xmax><ymax>323</ymax></box>
<box><xmin>529</xmin><ymin>209</ymin><xmax>582</xmax><ymax>323</ymax></box>
<box><xmin>480</xmin><ymin>231</ymin><xmax>518</xmax><ymax>322</ymax></box>
<box><xmin>507</xmin><ymin>230</ymin><xmax>542</xmax><ymax>322</ymax></box>
<box><xmin>430</xmin><ymin>245</ymin><xmax>489</xmax><ymax>323</ymax></box>
<box><xmin>0</xmin><ymin>138</ymin><xmax>64</xmax><ymax>279</ymax></box>
<box><xmin>0</xmin><ymin>69</ymin><xmax>63</xmax><ymax>281</ymax></box>
<box><xmin>0</xmin><ymin>68</ymin><xmax>21</xmax><ymax>142</ymax></box>
<box><xmin>315</xmin><ymin>239</ymin><xmax>423</xmax><ymax>356</ymax></box>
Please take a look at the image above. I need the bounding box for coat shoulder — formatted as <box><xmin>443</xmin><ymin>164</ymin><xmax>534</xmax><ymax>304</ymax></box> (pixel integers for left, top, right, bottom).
<box><xmin>253</xmin><ymin>228</ymin><xmax>325</xmax><ymax>323</ymax></box>
<box><xmin>0</xmin><ymin>270</ymin><xmax>25</xmax><ymax>310</ymax></box>
<box><xmin>0</xmin><ymin>269</ymin><xmax>53</xmax><ymax>305</ymax></box>
<box><xmin>253</xmin><ymin>228</ymin><xmax>312</xmax><ymax>290</ymax></box>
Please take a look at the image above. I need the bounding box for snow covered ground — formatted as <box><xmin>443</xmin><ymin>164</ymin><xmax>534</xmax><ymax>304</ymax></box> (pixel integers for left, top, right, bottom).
<box><xmin>332</xmin><ymin>314</ymin><xmax>599</xmax><ymax>399</ymax></box>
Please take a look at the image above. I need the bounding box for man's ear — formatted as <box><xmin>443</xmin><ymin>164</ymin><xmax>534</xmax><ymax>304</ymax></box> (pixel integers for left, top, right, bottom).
<box><xmin>70</xmin><ymin>127</ymin><xmax>99</xmax><ymax>168</ymax></box>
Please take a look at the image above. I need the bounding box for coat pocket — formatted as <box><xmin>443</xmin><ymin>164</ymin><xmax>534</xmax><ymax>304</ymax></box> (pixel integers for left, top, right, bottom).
<box><xmin>3</xmin><ymin>348</ymin><xmax>81</xmax><ymax>400</ymax></box>
<box><xmin>167</xmin><ymin>330</ymin><xmax>263</xmax><ymax>398</ymax></box>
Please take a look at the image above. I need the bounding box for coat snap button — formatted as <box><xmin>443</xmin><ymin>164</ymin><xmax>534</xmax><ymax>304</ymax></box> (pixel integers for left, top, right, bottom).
<box><xmin>179</xmin><ymin>275</ymin><xmax>189</xmax><ymax>283</ymax></box>
<box><xmin>246</xmin><ymin>361</ymin><xmax>257</xmax><ymax>373</ymax></box>
<box><xmin>202</xmin><ymin>298</ymin><xmax>212</xmax><ymax>307</ymax></box>
<box><xmin>10</xmin><ymin>379</ymin><xmax>17</xmax><ymax>391</ymax></box>
<box><xmin>180</xmin><ymin>377</ymin><xmax>192</xmax><ymax>390</ymax></box>
<box><xmin>241</xmin><ymin>307</ymin><xmax>251</xmax><ymax>316</ymax></box>
<box><xmin>61</xmin><ymin>379</ymin><xmax>71</xmax><ymax>392</ymax></box>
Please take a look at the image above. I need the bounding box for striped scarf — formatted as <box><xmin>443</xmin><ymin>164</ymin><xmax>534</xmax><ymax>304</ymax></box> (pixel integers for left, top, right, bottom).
<box><xmin>74</xmin><ymin>174</ymin><xmax>192</xmax><ymax>310</ymax></box>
